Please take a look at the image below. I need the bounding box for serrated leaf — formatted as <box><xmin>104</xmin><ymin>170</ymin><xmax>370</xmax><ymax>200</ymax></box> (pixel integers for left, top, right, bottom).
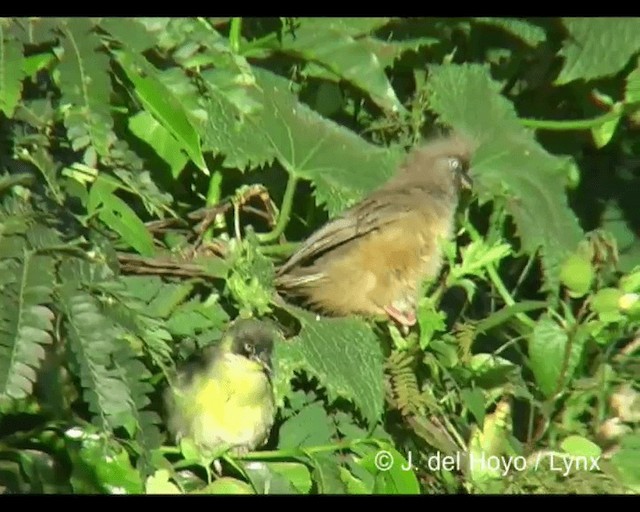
<box><xmin>474</xmin><ymin>18</ymin><xmax>546</xmax><ymax>47</ymax></box>
<box><xmin>310</xmin><ymin>454</ymin><xmax>347</xmax><ymax>494</ymax></box>
<box><xmin>114</xmin><ymin>51</ymin><xmax>207</xmax><ymax>173</ymax></box>
<box><xmin>0</xmin><ymin>29</ymin><xmax>25</xmax><ymax>117</ymax></box>
<box><xmin>128</xmin><ymin>111</ymin><xmax>189</xmax><ymax>178</ymax></box>
<box><xmin>276</xmin><ymin>308</ymin><xmax>385</xmax><ymax>425</ymax></box>
<box><xmin>201</xmin><ymin>66</ymin><xmax>401</xmax><ymax>213</ymax></box>
<box><xmin>278</xmin><ymin>401</ymin><xmax>335</xmax><ymax>449</ymax></box>
<box><xmin>264</xmin><ymin>68</ymin><xmax>400</xmax><ymax>213</ymax></box>
<box><xmin>299</xmin><ymin>18</ymin><xmax>393</xmax><ymax>37</ymax></box>
<box><xmin>99</xmin><ymin>18</ymin><xmax>156</xmax><ymax>53</ymax></box>
<box><xmin>282</xmin><ymin>18</ymin><xmax>405</xmax><ymax>114</ymax></box>
<box><xmin>57</xmin><ymin>18</ymin><xmax>115</xmax><ymax>157</ymax></box>
<box><xmin>528</xmin><ymin>316</ymin><xmax>586</xmax><ymax>398</ymax></box>
<box><xmin>427</xmin><ymin>63</ymin><xmax>583</xmax><ymax>289</ymax></box>
<box><xmin>87</xmin><ymin>176</ymin><xmax>155</xmax><ymax>257</ymax></box>
<box><xmin>557</xmin><ymin>18</ymin><xmax>640</xmax><ymax>85</ymax></box>
<box><xmin>359</xmin><ymin>37</ymin><xmax>439</xmax><ymax>69</ymax></box>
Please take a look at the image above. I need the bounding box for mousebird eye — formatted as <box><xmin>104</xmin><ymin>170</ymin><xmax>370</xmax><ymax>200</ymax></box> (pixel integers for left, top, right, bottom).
<box><xmin>447</xmin><ymin>157</ymin><xmax>462</xmax><ymax>172</ymax></box>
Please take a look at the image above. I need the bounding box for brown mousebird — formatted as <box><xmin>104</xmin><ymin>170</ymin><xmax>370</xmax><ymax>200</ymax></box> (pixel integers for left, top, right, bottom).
<box><xmin>275</xmin><ymin>133</ymin><xmax>476</xmax><ymax>327</ymax></box>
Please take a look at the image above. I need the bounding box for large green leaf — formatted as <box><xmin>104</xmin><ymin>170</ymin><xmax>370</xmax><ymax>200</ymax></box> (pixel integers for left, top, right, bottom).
<box><xmin>202</xmin><ymin>67</ymin><xmax>401</xmax><ymax>216</ymax></box>
<box><xmin>275</xmin><ymin>308</ymin><xmax>385</xmax><ymax>426</ymax></box>
<box><xmin>474</xmin><ymin>18</ymin><xmax>546</xmax><ymax>47</ymax></box>
<box><xmin>556</xmin><ymin>18</ymin><xmax>640</xmax><ymax>84</ymax></box>
<box><xmin>528</xmin><ymin>315</ymin><xmax>586</xmax><ymax>398</ymax></box>
<box><xmin>427</xmin><ymin>63</ymin><xmax>583</xmax><ymax>289</ymax></box>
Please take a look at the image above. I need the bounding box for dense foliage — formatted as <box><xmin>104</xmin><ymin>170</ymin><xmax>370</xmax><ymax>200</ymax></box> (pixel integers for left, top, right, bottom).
<box><xmin>0</xmin><ymin>17</ymin><xmax>639</xmax><ymax>494</ymax></box>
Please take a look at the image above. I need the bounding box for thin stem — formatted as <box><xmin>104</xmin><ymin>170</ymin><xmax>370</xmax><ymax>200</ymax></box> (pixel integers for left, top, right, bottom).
<box><xmin>465</xmin><ymin>221</ymin><xmax>535</xmax><ymax>329</ymax></box>
<box><xmin>236</xmin><ymin>438</ymin><xmax>378</xmax><ymax>461</ymax></box>
<box><xmin>229</xmin><ymin>18</ymin><xmax>243</xmax><ymax>54</ymax></box>
<box><xmin>257</xmin><ymin>174</ymin><xmax>299</xmax><ymax>244</ymax></box>
<box><xmin>258</xmin><ymin>241</ymin><xmax>300</xmax><ymax>257</ymax></box>
<box><xmin>520</xmin><ymin>106</ymin><xmax>622</xmax><ymax>131</ymax></box>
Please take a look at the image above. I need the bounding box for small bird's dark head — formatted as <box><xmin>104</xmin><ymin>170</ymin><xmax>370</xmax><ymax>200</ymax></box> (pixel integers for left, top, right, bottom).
<box><xmin>228</xmin><ymin>318</ymin><xmax>275</xmax><ymax>374</ymax></box>
<box><xmin>397</xmin><ymin>132</ymin><xmax>476</xmax><ymax>194</ymax></box>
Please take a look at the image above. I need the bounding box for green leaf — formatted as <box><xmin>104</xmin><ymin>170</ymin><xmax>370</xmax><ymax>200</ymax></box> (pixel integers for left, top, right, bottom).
<box><xmin>625</xmin><ymin>57</ymin><xmax>640</xmax><ymax>105</ymax></box>
<box><xmin>242</xmin><ymin>461</ymin><xmax>312</xmax><ymax>494</ymax></box>
<box><xmin>475</xmin><ymin>301</ymin><xmax>548</xmax><ymax>334</ymax></box>
<box><xmin>610</xmin><ymin>434</ymin><xmax>640</xmax><ymax>492</ymax></box>
<box><xmin>556</xmin><ymin>18</ymin><xmax>640</xmax><ymax>84</ymax></box>
<box><xmin>145</xmin><ymin>469</ymin><xmax>182</xmax><ymax>494</ymax></box>
<box><xmin>427</xmin><ymin>63</ymin><xmax>583</xmax><ymax>290</ymax></box>
<box><xmin>57</xmin><ymin>18</ymin><xmax>115</xmax><ymax>158</ymax></box>
<box><xmin>0</xmin><ymin>29</ymin><xmax>25</xmax><ymax>117</ymax></box>
<box><xmin>99</xmin><ymin>18</ymin><xmax>157</xmax><ymax>53</ymax></box>
<box><xmin>60</xmin><ymin>287</ymin><xmax>134</xmax><ymax>433</ymax></box>
<box><xmin>357</xmin><ymin>446</ymin><xmax>420</xmax><ymax>494</ymax></box>
<box><xmin>528</xmin><ymin>316</ymin><xmax>586</xmax><ymax>398</ymax></box>
<box><xmin>474</xmin><ymin>18</ymin><xmax>547</xmax><ymax>47</ymax></box>
<box><xmin>358</xmin><ymin>37</ymin><xmax>438</xmax><ymax>69</ymax></box>
<box><xmin>201</xmin><ymin>67</ymin><xmax>400</xmax><ymax>215</ymax></box>
<box><xmin>0</xmin><ymin>251</ymin><xmax>55</xmax><ymax>400</ymax></box>
<box><xmin>199</xmin><ymin>477</ymin><xmax>255</xmax><ymax>494</ymax></box>
<box><xmin>559</xmin><ymin>253</ymin><xmax>595</xmax><ymax>297</ymax></box>
<box><xmin>65</xmin><ymin>427</ymin><xmax>144</xmax><ymax>494</ymax></box>
<box><xmin>114</xmin><ymin>51</ymin><xmax>207</xmax><ymax>173</ymax></box>
<box><xmin>560</xmin><ymin>435</ymin><xmax>601</xmax><ymax>459</ymax></box>
<box><xmin>87</xmin><ymin>176</ymin><xmax>156</xmax><ymax>257</ymax></box>
<box><xmin>278</xmin><ymin>401</ymin><xmax>335</xmax><ymax>449</ymax></box>
<box><xmin>281</xmin><ymin>18</ymin><xmax>406</xmax><ymax>114</ymax></box>
<box><xmin>275</xmin><ymin>308</ymin><xmax>385</xmax><ymax>426</ymax></box>
<box><xmin>128</xmin><ymin>111</ymin><xmax>189</xmax><ymax>178</ymax></box>
<box><xmin>461</xmin><ymin>388</ymin><xmax>486</xmax><ymax>427</ymax></box>
<box><xmin>590</xmin><ymin>288</ymin><xmax>623</xmax><ymax>316</ymax></box>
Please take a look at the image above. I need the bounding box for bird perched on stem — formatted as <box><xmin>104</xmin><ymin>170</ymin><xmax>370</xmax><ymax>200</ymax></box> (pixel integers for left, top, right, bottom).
<box><xmin>164</xmin><ymin>318</ymin><xmax>276</xmax><ymax>456</ymax></box>
<box><xmin>275</xmin><ymin>132</ymin><xmax>476</xmax><ymax>327</ymax></box>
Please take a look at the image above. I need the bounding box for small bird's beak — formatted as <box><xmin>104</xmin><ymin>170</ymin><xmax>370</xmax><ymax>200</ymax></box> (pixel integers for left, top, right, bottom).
<box><xmin>254</xmin><ymin>352</ymin><xmax>273</xmax><ymax>376</ymax></box>
<box><xmin>460</xmin><ymin>170</ymin><xmax>473</xmax><ymax>190</ymax></box>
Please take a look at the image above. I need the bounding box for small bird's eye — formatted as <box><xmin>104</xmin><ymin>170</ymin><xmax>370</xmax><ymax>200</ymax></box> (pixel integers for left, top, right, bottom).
<box><xmin>447</xmin><ymin>157</ymin><xmax>462</xmax><ymax>171</ymax></box>
<box><xmin>243</xmin><ymin>343</ymin><xmax>255</xmax><ymax>355</ymax></box>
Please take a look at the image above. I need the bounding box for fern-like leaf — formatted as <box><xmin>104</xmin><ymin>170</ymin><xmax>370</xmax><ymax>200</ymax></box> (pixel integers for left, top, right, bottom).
<box><xmin>0</xmin><ymin>249</ymin><xmax>55</xmax><ymax>400</ymax></box>
<box><xmin>385</xmin><ymin>350</ymin><xmax>424</xmax><ymax>418</ymax></box>
<box><xmin>60</xmin><ymin>286</ymin><xmax>132</xmax><ymax>432</ymax></box>
<box><xmin>57</xmin><ymin>18</ymin><xmax>115</xmax><ymax>161</ymax></box>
